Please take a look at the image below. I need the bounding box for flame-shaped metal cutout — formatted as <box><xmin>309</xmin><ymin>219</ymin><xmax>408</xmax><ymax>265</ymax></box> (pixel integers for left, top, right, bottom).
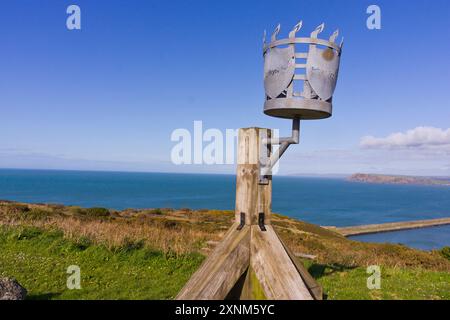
<box><xmin>271</xmin><ymin>24</ymin><xmax>281</xmax><ymax>42</ymax></box>
<box><xmin>329</xmin><ymin>29</ymin><xmax>339</xmax><ymax>43</ymax></box>
<box><xmin>310</xmin><ymin>23</ymin><xmax>325</xmax><ymax>38</ymax></box>
<box><xmin>289</xmin><ymin>21</ymin><xmax>303</xmax><ymax>38</ymax></box>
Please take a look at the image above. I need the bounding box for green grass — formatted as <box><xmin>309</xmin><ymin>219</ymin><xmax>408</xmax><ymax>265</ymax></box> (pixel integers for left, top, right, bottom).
<box><xmin>2</xmin><ymin>225</ymin><xmax>449</xmax><ymax>300</ymax></box>
<box><xmin>0</xmin><ymin>226</ymin><xmax>203</xmax><ymax>300</ymax></box>
<box><xmin>303</xmin><ymin>260</ymin><xmax>450</xmax><ymax>300</ymax></box>
<box><xmin>1</xmin><ymin>201</ymin><xmax>449</xmax><ymax>300</ymax></box>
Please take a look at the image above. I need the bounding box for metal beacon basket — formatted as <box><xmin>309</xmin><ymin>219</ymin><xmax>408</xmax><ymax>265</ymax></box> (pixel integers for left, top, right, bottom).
<box><xmin>263</xmin><ymin>21</ymin><xmax>343</xmax><ymax>120</ymax></box>
<box><xmin>259</xmin><ymin>21</ymin><xmax>343</xmax><ymax>182</ymax></box>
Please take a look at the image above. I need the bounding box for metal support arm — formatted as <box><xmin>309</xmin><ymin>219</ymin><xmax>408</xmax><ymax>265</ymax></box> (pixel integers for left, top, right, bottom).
<box><xmin>260</xmin><ymin>118</ymin><xmax>300</xmax><ymax>184</ymax></box>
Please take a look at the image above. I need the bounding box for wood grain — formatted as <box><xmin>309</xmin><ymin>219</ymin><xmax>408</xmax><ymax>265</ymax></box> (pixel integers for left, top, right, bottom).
<box><xmin>235</xmin><ymin>128</ymin><xmax>272</xmax><ymax>226</ymax></box>
<box><xmin>275</xmin><ymin>230</ymin><xmax>323</xmax><ymax>300</ymax></box>
<box><xmin>176</xmin><ymin>224</ymin><xmax>250</xmax><ymax>300</ymax></box>
<box><xmin>250</xmin><ymin>225</ymin><xmax>313</xmax><ymax>300</ymax></box>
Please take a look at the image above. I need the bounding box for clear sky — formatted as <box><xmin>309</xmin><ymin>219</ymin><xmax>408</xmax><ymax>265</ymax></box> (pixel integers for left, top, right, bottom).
<box><xmin>1</xmin><ymin>0</ymin><xmax>449</xmax><ymax>176</ymax></box>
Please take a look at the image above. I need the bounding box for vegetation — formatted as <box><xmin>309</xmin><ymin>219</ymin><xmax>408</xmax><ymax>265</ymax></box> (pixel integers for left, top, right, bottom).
<box><xmin>84</xmin><ymin>207</ymin><xmax>110</xmax><ymax>217</ymax></box>
<box><xmin>440</xmin><ymin>247</ymin><xmax>450</xmax><ymax>260</ymax></box>
<box><xmin>349</xmin><ymin>173</ymin><xmax>450</xmax><ymax>186</ymax></box>
<box><xmin>0</xmin><ymin>225</ymin><xmax>201</xmax><ymax>299</ymax></box>
<box><xmin>0</xmin><ymin>200</ymin><xmax>449</xmax><ymax>300</ymax></box>
<box><xmin>303</xmin><ymin>260</ymin><xmax>449</xmax><ymax>300</ymax></box>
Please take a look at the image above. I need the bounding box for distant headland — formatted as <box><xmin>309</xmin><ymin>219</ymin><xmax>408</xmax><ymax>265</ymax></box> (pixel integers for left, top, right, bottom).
<box><xmin>349</xmin><ymin>173</ymin><xmax>450</xmax><ymax>186</ymax></box>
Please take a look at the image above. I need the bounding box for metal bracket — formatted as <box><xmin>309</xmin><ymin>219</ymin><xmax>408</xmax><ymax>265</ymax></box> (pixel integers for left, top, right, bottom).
<box><xmin>258</xmin><ymin>212</ymin><xmax>266</xmax><ymax>231</ymax></box>
<box><xmin>237</xmin><ymin>212</ymin><xmax>245</xmax><ymax>230</ymax></box>
<box><xmin>259</xmin><ymin>176</ymin><xmax>270</xmax><ymax>185</ymax></box>
<box><xmin>259</xmin><ymin>118</ymin><xmax>300</xmax><ymax>185</ymax></box>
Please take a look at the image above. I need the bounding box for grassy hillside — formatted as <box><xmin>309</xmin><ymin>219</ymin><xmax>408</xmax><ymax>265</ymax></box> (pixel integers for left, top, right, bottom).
<box><xmin>0</xmin><ymin>200</ymin><xmax>449</xmax><ymax>300</ymax></box>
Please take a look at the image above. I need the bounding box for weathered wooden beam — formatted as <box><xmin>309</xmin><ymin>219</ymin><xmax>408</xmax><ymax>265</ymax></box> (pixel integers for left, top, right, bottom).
<box><xmin>250</xmin><ymin>225</ymin><xmax>313</xmax><ymax>300</ymax></box>
<box><xmin>235</xmin><ymin>128</ymin><xmax>272</xmax><ymax>226</ymax></box>
<box><xmin>275</xmin><ymin>230</ymin><xmax>323</xmax><ymax>300</ymax></box>
<box><xmin>176</xmin><ymin>224</ymin><xmax>250</xmax><ymax>300</ymax></box>
<box><xmin>239</xmin><ymin>266</ymin><xmax>267</xmax><ymax>300</ymax></box>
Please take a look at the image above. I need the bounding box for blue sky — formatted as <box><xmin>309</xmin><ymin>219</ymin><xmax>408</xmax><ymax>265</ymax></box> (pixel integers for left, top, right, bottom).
<box><xmin>1</xmin><ymin>0</ymin><xmax>449</xmax><ymax>176</ymax></box>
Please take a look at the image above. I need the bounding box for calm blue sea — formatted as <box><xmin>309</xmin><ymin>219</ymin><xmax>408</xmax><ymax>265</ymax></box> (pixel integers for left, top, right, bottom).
<box><xmin>0</xmin><ymin>169</ymin><xmax>449</xmax><ymax>250</ymax></box>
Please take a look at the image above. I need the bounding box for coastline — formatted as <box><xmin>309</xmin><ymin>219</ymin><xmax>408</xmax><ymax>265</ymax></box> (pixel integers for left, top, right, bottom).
<box><xmin>348</xmin><ymin>173</ymin><xmax>450</xmax><ymax>186</ymax></box>
<box><xmin>1</xmin><ymin>169</ymin><xmax>450</xmax><ymax>250</ymax></box>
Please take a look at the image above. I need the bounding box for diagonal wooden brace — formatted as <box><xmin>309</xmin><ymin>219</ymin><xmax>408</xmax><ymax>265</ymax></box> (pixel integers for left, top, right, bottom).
<box><xmin>176</xmin><ymin>224</ymin><xmax>250</xmax><ymax>300</ymax></box>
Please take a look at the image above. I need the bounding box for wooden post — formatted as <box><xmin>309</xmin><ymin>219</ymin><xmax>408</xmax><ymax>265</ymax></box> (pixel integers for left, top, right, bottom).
<box><xmin>235</xmin><ymin>128</ymin><xmax>272</xmax><ymax>226</ymax></box>
<box><xmin>176</xmin><ymin>128</ymin><xmax>320</xmax><ymax>300</ymax></box>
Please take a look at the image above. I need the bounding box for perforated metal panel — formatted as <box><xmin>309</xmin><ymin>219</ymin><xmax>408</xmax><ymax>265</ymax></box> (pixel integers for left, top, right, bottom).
<box><xmin>262</xmin><ymin>22</ymin><xmax>343</xmax><ymax>120</ymax></box>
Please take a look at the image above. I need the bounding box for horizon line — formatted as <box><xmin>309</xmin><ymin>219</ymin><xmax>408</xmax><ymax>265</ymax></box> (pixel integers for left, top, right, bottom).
<box><xmin>1</xmin><ymin>167</ymin><xmax>449</xmax><ymax>179</ymax></box>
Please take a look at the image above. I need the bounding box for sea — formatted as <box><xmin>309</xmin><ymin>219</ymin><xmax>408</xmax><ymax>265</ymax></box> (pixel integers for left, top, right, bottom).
<box><xmin>0</xmin><ymin>169</ymin><xmax>449</xmax><ymax>251</ymax></box>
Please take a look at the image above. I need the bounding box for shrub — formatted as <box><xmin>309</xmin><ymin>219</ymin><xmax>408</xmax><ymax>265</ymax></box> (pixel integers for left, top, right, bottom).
<box><xmin>162</xmin><ymin>220</ymin><xmax>178</xmax><ymax>229</ymax></box>
<box><xmin>10</xmin><ymin>227</ymin><xmax>43</xmax><ymax>240</ymax></box>
<box><xmin>67</xmin><ymin>206</ymin><xmax>86</xmax><ymax>216</ymax></box>
<box><xmin>6</xmin><ymin>204</ymin><xmax>30</xmax><ymax>214</ymax></box>
<box><xmin>85</xmin><ymin>207</ymin><xmax>110</xmax><ymax>217</ymax></box>
<box><xmin>150</xmin><ymin>208</ymin><xmax>163</xmax><ymax>215</ymax></box>
<box><xmin>27</xmin><ymin>208</ymin><xmax>52</xmax><ymax>219</ymax></box>
<box><xmin>116</xmin><ymin>238</ymin><xmax>145</xmax><ymax>253</ymax></box>
<box><xmin>439</xmin><ymin>247</ymin><xmax>450</xmax><ymax>260</ymax></box>
<box><xmin>46</xmin><ymin>203</ymin><xmax>64</xmax><ymax>210</ymax></box>
<box><xmin>72</xmin><ymin>236</ymin><xmax>92</xmax><ymax>251</ymax></box>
